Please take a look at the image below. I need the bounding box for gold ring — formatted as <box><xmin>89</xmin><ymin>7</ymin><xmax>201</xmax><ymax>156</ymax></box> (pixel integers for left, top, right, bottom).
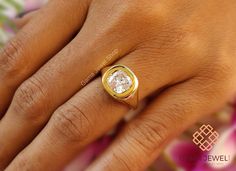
<box><xmin>101</xmin><ymin>64</ymin><xmax>139</xmax><ymax>109</ymax></box>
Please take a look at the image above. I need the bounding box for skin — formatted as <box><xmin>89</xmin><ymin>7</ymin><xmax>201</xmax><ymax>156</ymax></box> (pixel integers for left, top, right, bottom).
<box><xmin>0</xmin><ymin>0</ymin><xmax>236</xmax><ymax>170</ymax></box>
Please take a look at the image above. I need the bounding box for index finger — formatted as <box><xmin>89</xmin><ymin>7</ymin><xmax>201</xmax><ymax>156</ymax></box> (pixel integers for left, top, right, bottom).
<box><xmin>0</xmin><ymin>0</ymin><xmax>90</xmax><ymax>115</ymax></box>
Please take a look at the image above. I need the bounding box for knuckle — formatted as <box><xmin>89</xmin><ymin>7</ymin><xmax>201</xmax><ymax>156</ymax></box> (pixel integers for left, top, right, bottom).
<box><xmin>212</xmin><ymin>61</ymin><xmax>233</xmax><ymax>80</ymax></box>
<box><xmin>163</xmin><ymin>28</ymin><xmax>188</xmax><ymax>48</ymax></box>
<box><xmin>125</xmin><ymin>2</ymin><xmax>158</xmax><ymax>23</ymax></box>
<box><xmin>0</xmin><ymin>37</ymin><xmax>28</xmax><ymax>79</ymax></box>
<box><xmin>196</xmin><ymin>59</ymin><xmax>235</xmax><ymax>97</ymax></box>
<box><xmin>124</xmin><ymin>0</ymin><xmax>153</xmax><ymax>13</ymax></box>
<box><xmin>11</xmin><ymin>157</ymin><xmax>29</xmax><ymax>171</ymax></box>
<box><xmin>141</xmin><ymin>28</ymin><xmax>188</xmax><ymax>53</ymax></box>
<box><xmin>51</xmin><ymin>103</ymin><xmax>91</xmax><ymax>143</ymax></box>
<box><xmin>127</xmin><ymin>119</ymin><xmax>168</xmax><ymax>154</ymax></box>
<box><xmin>1</xmin><ymin>38</ymin><xmax>22</xmax><ymax>65</ymax></box>
<box><xmin>12</xmin><ymin>76</ymin><xmax>48</xmax><ymax>120</ymax></box>
<box><xmin>181</xmin><ymin>34</ymin><xmax>204</xmax><ymax>56</ymax></box>
<box><xmin>109</xmin><ymin>149</ymin><xmax>133</xmax><ymax>171</ymax></box>
<box><xmin>111</xmin><ymin>1</ymin><xmax>162</xmax><ymax>30</ymax></box>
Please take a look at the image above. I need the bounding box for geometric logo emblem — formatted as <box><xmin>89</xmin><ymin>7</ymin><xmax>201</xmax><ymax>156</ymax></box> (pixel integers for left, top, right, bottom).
<box><xmin>192</xmin><ymin>124</ymin><xmax>219</xmax><ymax>152</ymax></box>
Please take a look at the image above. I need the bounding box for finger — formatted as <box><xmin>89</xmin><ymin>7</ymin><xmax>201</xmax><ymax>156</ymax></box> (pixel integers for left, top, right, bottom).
<box><xmin>13</xmin><ymin>11</ymin><xmax>38</xmax><ymax>30</ymax></box>
<box><xmin>86</xmin><ymin>75</ymin><xmax>234</xmax><ymax>171</ymax></box>
<box><xmin>5</xmin><ymin>78</ymin><xmax>128</xmax><ymax>171</ymax></box>
<box><xmin>0</xmin><ymin>2</ymin><xmax>159</xmax><ymax>167</ymax></box>
<box><xmin>4</xmin><ymin>46</ymin><xmax>200</xmax><ymax>171</ymax></box>
<box><xmin>0</xmin><ymin>0</ymin><xmax>90</xmax><ymax>115</ymax></box>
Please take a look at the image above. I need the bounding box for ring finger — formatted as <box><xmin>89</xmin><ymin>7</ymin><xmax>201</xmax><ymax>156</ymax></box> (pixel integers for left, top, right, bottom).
<box><xmin>0</xmin><ymin>2</ymin><xmax>144</xmax><ymax>168</ymax></box>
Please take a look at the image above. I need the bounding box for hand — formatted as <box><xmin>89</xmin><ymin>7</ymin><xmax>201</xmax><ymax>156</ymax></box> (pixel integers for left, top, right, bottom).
<box><xmin>0</xmin><ymin>0</ymin><xmax>236</xmax><ymax>170</ymax></box>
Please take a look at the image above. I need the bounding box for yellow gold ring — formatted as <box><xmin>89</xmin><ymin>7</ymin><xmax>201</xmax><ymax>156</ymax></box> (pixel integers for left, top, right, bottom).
<box><xmin>101</xmin><ymin>64</ymin><xmax>139</xmax><ymax>109</ymax></box>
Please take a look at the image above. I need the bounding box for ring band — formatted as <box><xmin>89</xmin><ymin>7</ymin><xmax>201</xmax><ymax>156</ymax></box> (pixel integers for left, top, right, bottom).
<box><xmin>101</xmin><ymin>64</ymin><xmax>139</xmax><ymax>109</ymax></box>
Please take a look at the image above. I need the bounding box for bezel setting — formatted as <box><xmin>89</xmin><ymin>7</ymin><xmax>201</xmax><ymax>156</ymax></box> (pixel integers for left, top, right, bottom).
<box><xmin>102</xmin><ymin>65</ymin><xmax>138</xmax><ymax>100</ymax></box>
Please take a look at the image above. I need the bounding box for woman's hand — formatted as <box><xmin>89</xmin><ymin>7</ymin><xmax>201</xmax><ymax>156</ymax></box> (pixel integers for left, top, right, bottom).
<box><xmin>0</xmin><ymin>0</ymin><xmax>236</xmax><ymax>170</ymax></box>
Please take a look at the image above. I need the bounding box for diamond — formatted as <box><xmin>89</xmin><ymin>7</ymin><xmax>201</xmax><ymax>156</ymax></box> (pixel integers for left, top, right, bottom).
<box><xmin>107</xmin><ymin>70</ymin><xmax>133</xmax><ymax>94</ymax></box>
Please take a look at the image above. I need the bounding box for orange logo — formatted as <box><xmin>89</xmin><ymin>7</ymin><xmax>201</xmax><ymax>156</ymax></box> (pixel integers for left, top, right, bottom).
<box><xmin>193</xmin><ymin>124</ymin><xmax>219</xmax><ymax>152</ymax></box>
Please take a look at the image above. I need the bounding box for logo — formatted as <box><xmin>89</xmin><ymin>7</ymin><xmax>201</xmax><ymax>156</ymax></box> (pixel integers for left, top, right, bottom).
<box><xmin>192</xmin><ymin>124</ymin><xmax>219</xmax><ymax>152</ymax></box>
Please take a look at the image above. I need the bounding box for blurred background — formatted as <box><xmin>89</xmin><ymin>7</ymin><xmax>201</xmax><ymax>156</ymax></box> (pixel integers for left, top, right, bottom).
<box><xmin>0</xmin><ymin>0</ymin><xmax>235</xmax><ymax>171</ymax></box>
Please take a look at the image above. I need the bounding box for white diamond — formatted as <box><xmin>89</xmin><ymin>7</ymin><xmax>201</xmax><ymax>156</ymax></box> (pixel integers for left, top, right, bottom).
<box><xmin>107</xmin><ymin>70</ymin><xmax>132</xmax><ymax>94</ymax></box>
